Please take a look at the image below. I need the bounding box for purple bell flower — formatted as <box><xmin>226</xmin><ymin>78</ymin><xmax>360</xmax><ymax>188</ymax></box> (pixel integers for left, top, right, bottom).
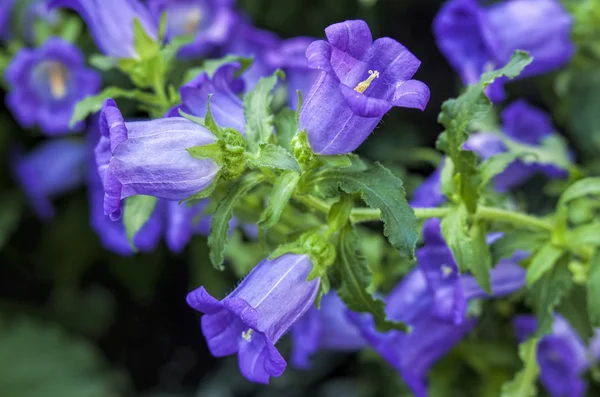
<box><xmin>465</xmin><ymin>100</ymin><xmax>569</xmax><ymax>191</ymax></box>
<box><xmin>49</xmin><ymin>0</ymin><xmax>157</xmax><ymax>59</ymax></box>
<box><xmin>410</xmin><ymin>165</ymin><xmax>445</xmax><ymax>208</ymax></box>
<box><xmin>12</xmin><ymin>139</ymin><xmax>86</xmax><ymax>220</ymax></box>
<box><xmin>147</xmin><ymin>0</ymin><xmax>236</xmax><ymax>58</ymax></box>
<box><xmin>5</xmin><ymin>38</ymin><xmax>101</xmax><ymax>135</ymax></box>
<box><xmin>290</xmin><ymin>292</ymin><xmax>365</xmax><ymax>369</ymax></box>
<box><xmin>299</xmin><ymin>20</ymin><xmax>430</xmax><ymax>155</ymax></box>
<box><xmin>186</xmin><ymin>254</ymin><xmax>320</xmax><ymax>383</ymax></box>
<box><xmin>95</xmin><ymin>98</ymin><xmax>219</xmax><ymax>221</ymax></box>
<box><xmin>514</xmin><ymin>315</ymin><xmax>589</xmax><ymax>397</ymax></box>
<box><xmin>171</xmin><ymin>62</ymin><xmax>246</xmax><ymax>132</ymax></box>
<box><xmin>434</xmin><ymin>0</ymin><xmax>573</xmax><ymax>102</ymax></box>
<box><xmin>265</xmin><ymin>37</ymin><xmax>319</xmax><ymax>109</ymax></box>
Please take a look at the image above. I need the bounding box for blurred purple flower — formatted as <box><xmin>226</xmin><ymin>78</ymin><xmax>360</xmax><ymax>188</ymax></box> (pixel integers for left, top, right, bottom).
<box><xmin>22</xmin><ymin>0</ymin><xmax>61</xmax><ymax>45</ymax></box>
<box><xmin>148</xmin><ymin>0</ymin><xmax>236</xmax><ymax>58</ymax></box>
<box><xmin>434</xmin><ymin>0</ymin><xmax>573</xmax><ymax>102</ymax></box>
<box><xmin>12</xmin><ymin>139</ymin><xmax>86</xmax><ymax>219</ymax></box>
<box><xmin>187</xmin><ymin>254</ymin><xmax>320</xmax><ymax>383</ymax></box>
<box><xmin>95</xmin><ymin>99</ymin><xmax>219</xmax><ymax>221</ymax></box>
<box><xmin>465</xmin><ymin>100</ymin><xmax>569</xmax><ymax>191</ymax></box>
<box><xmin>49</xmin><ymin>0</ymin><xmax>157</xmax><ymax>59</ymax></box>
<box><xmin>291</xmin><ymin>292</ymin><xmax>365</xmax><ymax>369</ymax></box>
<box><xmin>171</xmin><ymin>62</ymin><xmax>246</xmax><ymax>132</ymax></box>
<box><xmin>299</xmin><ymin>20</ymin><xmax>430</xmax><ymax>155</ymax></box>
<box><xmin>5</xmin><ymin>38</ymin><xmax>101</xmax><ymax>135</ymax></box>
<box><xmin>410</xmin><ymin>165</ymin><xmax>445</xmax><ymax>208</ymax></box>
<box><xmin>514</xmin><ymin>315</ymin><xmax>589</xmax><ymax>397</ymax></box>
<box><xmin>0</xmin><ymin>0</ymin><xmax>15</xmax><ymax>39</ymax></box>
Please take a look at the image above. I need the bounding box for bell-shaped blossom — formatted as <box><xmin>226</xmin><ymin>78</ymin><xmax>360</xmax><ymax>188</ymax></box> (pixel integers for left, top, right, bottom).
<box><xmin>95</xmin><ymin>98</ymin><xmax>219</xmax><ymax>221</ymax></box>
<box><xmin>410</xmin><ymin>165</ymin><xmax>445</xmax><ymax>208</ymax></box>
<box><xmin>49</xmin><ymin>0</ymin><xmax>157</xmax><ymax>59</ymax></box>
<box><xmin>187</xmin><ymin>254</ymin><xmax>320</xmax><ymax>384</ymax></box>
<box><xmin>148</xmin><ymin>0</ymin><xmax>236</xmax><ymax>58</ymax></box>
<box><xmin>465</xmin><ymin>100</ymin><xmax>569</xmax><ymax>191</ymax></box>
<box><xmin>5</xmin><ymin>38</ymin><xmax>101</xmax><ymax>135</ymax></box>
<box><xmin>291</xmin><ymin>292</ymin><xmax>365</xmax><ymax>369</ymax></box>
<box><xmin>434</xmin><ymin>0</ymin><xmax>573</xmax><ymax>102</ymax></box>
<box><xmin>12</xmin><ymin>139</ymin><xmax>86</xmax><ymax>219</ymax></box>
<box><xmin>298</xmin><ymin>20</ymin><xmax>430</xmax><ymax>155</ymax></box>
<box><xmin>348</xmin><ymin>256</ymin><xmax>525</xmax><ymax>396</ymax></box>
<box><xmin>265</xmin><ymin>37</ymin><xmax>318</xmax><ymax>109</ymax></box>
<box><xmin>223</xmin><ymin>23</ymin><xmax>280</xmax><ymax>91</ymax></box>
<box><xmin>171</xmin><ymin>62</ymin><xmax>246</xmax><ymax>133</ymax></box>
<box><xmin>87</xmin><ymin>125</ymin><xmax>162</xmax><ymax>255</ymax></box>
<box><xmin>514</xmin><ymin>315</ymin><xmax>589</xmax><ymax>397</ymax></box>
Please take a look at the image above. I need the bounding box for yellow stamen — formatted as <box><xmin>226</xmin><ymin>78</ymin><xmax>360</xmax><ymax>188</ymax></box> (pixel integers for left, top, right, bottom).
<box><xmin>441</xmin><ymin>264</ymin><xmax>453</xmax><ymax>277</ymax></box>
<box><xmin>185</xmin><ymin>9</ymin><xmax>203</xmax><ymax>34</ymax></box>
<box><xmin>354</xmin><ymin>70</ymin><xmax>380</xmax><ymax>93</ymax></box>
<box><xmin>242</xmin><ymin>329</ymin><xmax>253</xmax><ymax>341</ymax></box>
<box><xmin>48</xmin><ymin>62</ymin><xmax>67</xmax><ymax>100</ymax></box>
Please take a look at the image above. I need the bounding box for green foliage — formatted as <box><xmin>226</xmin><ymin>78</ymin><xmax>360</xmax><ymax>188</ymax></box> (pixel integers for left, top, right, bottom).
<box><xmin>247</xmin><ymin>143</ymin><xmax>301</xmax><ymax>172</ymax></box>
<box><xmin>259</xmin><ymin>170</ymin><xmax>300</xmax><ymax>228</ymax></box>
<box><xmin>274</xmin><ymin>107</ymin><xmax>298</xmax><ymax>153</ymax></box>
<box><xmin>500</xmin><ymin>338</ymin><xmax>540</xmax><ymax>397</ymax></box>
<box><xmin>470</xmin><ymin>219</ymin><xmax>492</xmax><ymax>293</ymax></box>
<box><xmin>587</xmin><ymin>250</ymin><xmax>600</xmax><ymax>326</ymax></box>
<box><xmin>123</xmin><ymin>195</ymin><xmax>158</xmax><ymax>250</ymax></box>
<box><xmin>184</xmin><ymin>55</ymin><xmax>254</xmax><ymax>83</ymax></box>
<box><xmin>491</xmin><ymin>231</ymin><xmax>548</xmax><ymax>263</ymax></box>
<box><xmin>525</xmin><ymin>243</ymin><xmax>565</xmax><ymax>286</ymax></box>
<box><xmin>336</xmin><ymin>226</ymin><xmax>408</xmax><ymax>332</ymax></box>
<box><xmin>440</xmin><ymin>206</ymin><xmax>473</xmax><ymax>273</ymax></box>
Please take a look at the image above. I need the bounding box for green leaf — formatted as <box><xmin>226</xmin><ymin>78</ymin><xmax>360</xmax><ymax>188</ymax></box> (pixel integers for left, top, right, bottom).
<box><xmin>500</xmin><ymin>338</ymin><xmax>540</xmax><ymax>397</ymax></box>
<box><xmin>209</xmin><ymin>173</ymin><xmax>265</xmax><ymax>269</ymax></box>
<box><xmin>123</xmin><ymin>195</ymin><xmax>158</xmax><ymax>249</ymax></box>
<box><xmin>436</xmin><ymin>51</ymin><xmax>533</xmax><ymax>213</ymax></box>
<box><xmin>470</xmin><ymin>219</ymin><xmax>492</xmax><ymax>293</ymax></box>
<box><xmin>525</xmin><ymin>243</ymin><xmax>565</xmax><ymax>286</ymax></box>
<box><xmin>259</xmin><ymin>170</ymin><xmax>300</xmax><ymax>229</ymax></box>
<box><xmin>317</xmin><ymin>162</ymin><xmax>418</xmax><ymax>259</ymax></box>
<box><xmin>243</xmin><ymin>70</ymin><xmax>284</xmax><ymax>152</ymax></box>
<box><xmin>274</xmin><ymin>107</ymin><xmax>298</xmax><ymax>152</ymax></box>
<box><xmin>479</xmin><ymin>152</ymin><xmax>520</xmax><ymax>190</ymax></box>
<box><xmin>327</xmin><ymin>194</ymin><xmax>354</xmax><ymax>234</ymax></box>
<box><xmin>89</xmin><ymin>54</ymin><xmax>116</xmax><ymax>71</ymax></box>
<box><xmin>527</xmin><ymin>263</ymin><xmax>573</xmax><ymax>336</ymax></box>
<box><xmin>184</xmin><ymin>55</ymin><xmax>254</xmax><ymax>83</ymax></box>
<box><xmin>247</xmin><ymin>143</ymin><xmax>301</xmax><ymax>172</ymax></box>
<box><xmin>132</xmin><ymin>17</ymin><xmax>160</xmax><ymax>59</ymax></box>
<box><xmin>70</xmin><ymin>87</ymin><xmax>156</xmax><ymax>127</ymax></box>
<box><xmin>559</xmin><ymin>177</ymin><xmax>600</xmax><ymax>205</ymax></box>
<box><xmin>491</xmin><ymin>231</ymin><xmax>549</xmax><ymax>263</ymax></box>
<box><xmin>587</xmin><ymin>250</ymin><xmax>600</xmax><ymax>326</ymax></box>
<box><xmin>441</xmin><ymin>206</ymin><xmax>473</xmax><ymax>273</ymax></box>
<box><xmin>504</xmin><ymin>135</ymin><xmax>572</xmax><ymax>170</ymax></box>
<box><xmin>337</xmin><ymin>226</ymin><xmax>408</xmax><ymax>332</ymax></box>
<box><xmin>160</xmin><ymin>34</ymin><xmax>194</xmax><ymax>64</ymax></box>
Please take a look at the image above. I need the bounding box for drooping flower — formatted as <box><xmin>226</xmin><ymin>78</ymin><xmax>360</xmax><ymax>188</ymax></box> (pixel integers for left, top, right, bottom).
<box><xmin>410</xmin><ymin>165</ymin><xmax>445</xmax><ymax>208</ymax></box>
<box><xmin>513</xmin><ymin>315</ymin><xmax>589</xmax><ymax>397</ymax></box>
<box><xmin>291</xmin><ymin>292</ymin><xmax>365</xmax><ymax>369</ymax></box>
<box><xmin>298</xmin><ymin>20</ymin><xmax>430</xmax><ymax>155</ymax></box>
<box><xmin>49</xmin><ymin>0</ymin><xmax>157</xmax><ymax>59</ymax></box>
<box><xmin>95</xmin><ymin>98</ymin><xmax>220</xmax><ymax>221</ymax></box>
<box><xmin>186</xmin><ymin>254</ymin><xmax>320</xmax><ymax>383</ymax></box>
<box><xmin>5</xmin><ymin>38</ymin><xmax>101</xmax><ymax>135</ymax></box>
<box><xmin>464</xmin><ymin>100</ymin><xmax>569</xmax><ymax>191</ymax></box>
<box><xmin>348</xmin><ymin>258</ymin><xmax>525</xmax><ymax>396</ymax></box>
<box><xmin>12</xmin><ymin>139</ymin><xmax>86</xmax><ymax>219</ymax></box>
<box><xmin>433</xmin><ymin>0</ymin><xmax>573</xmax><ymax>102</ymax></box>
<box><xmin>264</xmin><ymin>37</ymin><xmax>318</xmax><ymax>109</ymax></box>
<box><xmin>147</xmin><ymin>0</ymin><xmax>236</xmax><ymax>58</ymax></box>
<box><xmin>171</xmin><ymin>62</ymin><xmax>246</xmax><ymax>133</ymax></box>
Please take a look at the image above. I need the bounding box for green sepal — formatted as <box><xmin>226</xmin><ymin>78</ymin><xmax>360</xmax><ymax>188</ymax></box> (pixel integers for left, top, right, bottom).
<box><xmin>186</xmin><ymin>143</ymin><xmax>224</xmax><ymax>164</ymax></box>
<box><xmin>132</xmin><ymin>17</ymin><xmax>160</xmax><ymax>60</ymax></box>
<box><xmin>246</xmin><ymin>143</ymin><xmax>301</xmax><ymax>172</ymax></box>
<box><xmin>259</xmin><ymin>170</ymin><xmax>300</xmax><ymax>229</ymax></box>
<box><xmin>500</xmin><ymin>338</ymin><xmax>540</xmax><ymax>397</ymax></box>
<box><xmin>269</xmin><ymin>231</ymin><xmax>336</xmax><ymax>276</ymax></box>
<box><xmin>327</xmin><ymin>194</ymin><xmax>354</xmax><ymax>235</ymax></box>
<box><xmin>123</xmin><ymin>195</ymin><xmax>158</xmax><ymax>250</ymax></box>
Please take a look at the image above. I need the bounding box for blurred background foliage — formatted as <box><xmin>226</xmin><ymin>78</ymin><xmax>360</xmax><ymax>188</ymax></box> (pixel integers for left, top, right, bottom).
<box><xmin>2</xmin><ymin>0</ymin><xmax>600</xmax><ymax>396</ymax></box>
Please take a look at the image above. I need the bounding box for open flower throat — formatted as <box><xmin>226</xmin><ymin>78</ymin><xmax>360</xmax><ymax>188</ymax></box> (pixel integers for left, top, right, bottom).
<box><xmin>354</xmin><ymin>70</ymin><xmax>380</xmax><ymax>93</ymax></box>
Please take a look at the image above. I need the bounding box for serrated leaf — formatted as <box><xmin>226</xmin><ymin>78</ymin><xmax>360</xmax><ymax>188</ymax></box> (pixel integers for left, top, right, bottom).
<box><xmin>470</xmin><ymin>219</ymin><xmax>492</xmax><ymax>293</ymax></box>
<box><xmin>491</xmin><ymin>231</ymin><xmax>549</xmax><ymax>263</ymax></box>
<box><xmin>209</xmin><ymin>173</ymin><xmax>265</xmax><ymax>269</ymax></box>
<box><xmin>441</xmin><ymin>206</ymin><xmax>473</xmax><ymax>273</ymax></box>
<box><xmin>587</xmin><ymin>250</ymin><xmax>600</xmax><ymax>326</ymax></box>
<box><xmin>500</xmin><ymin>338</ymin><xmax>540</xmax><ymax>397</ymax></box>
<box><xmin>479</xmin><ymin>152</ymin><xmax>520</xmax><ymax>190</ymax></box>
<box><xmin>123</xmin><ymin>195</ymin><xmax>158</xmax><ymax>249</ymax></box>
<box><xmin>527</xmin><ymin>263</ymin><xmax>573</xmax><ymax>336</ymax></box>
<box><xmin>259</xmin><ymin>170</ymin><xmax>300</xmax><ymax>228</ymax></box>
<box><xmin>337</xmin><ymin>226</ymin><xmax>408</xmax><ymax>332</ymax></box>
<box><xmin>526</xmin><ymin>243</ymin><xmax>565</xmax><ymax>286</ymax></box>
<box><xmin>274</xmin><ymin>107</ymin><xmax>298</xmax><ymax>152</ymax></box>
<box><xmin>317</xmin><ymin>162</ymin><xmax>418</xmax><ymax>259</ymax></box>
<box><xmin>247</xmin><ymin>143</ymin><xmax>301</xmax><ymax>172</ymax></box>
<box><xmin>243</xmin><ymin>71</ymin><xmax>284</xmax><ymax>152</ymax></box>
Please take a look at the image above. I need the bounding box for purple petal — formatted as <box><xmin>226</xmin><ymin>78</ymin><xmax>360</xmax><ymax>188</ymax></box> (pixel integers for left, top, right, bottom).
<box><xmin>339</xmin><ymin>84</ymin><xmax>392</xmax><ymax>118</ymax></box>
<box><xmin>392</xmin><ymin>79</ymin><xmax>430</xmax><ymax>110</ymax></box>
<box><xmin>501</xmin><ymin>100</ymin><xmax>554</xmax><ymax>145</ymax></box>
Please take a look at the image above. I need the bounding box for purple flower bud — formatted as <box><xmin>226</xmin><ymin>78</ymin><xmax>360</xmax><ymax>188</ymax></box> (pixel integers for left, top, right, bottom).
<box><xmin>187</xmin><ymin>254</ymin><xmax>320</xmax><ymax>383</ymax></box>
<box><xmin>147</xmin><ymin>0</ymin><xmax>236</xmax><ymax>58</ymax></box>
<box><xmin>299</xmin><ymin>20</ymin><xmax>430</xmax><ymax>155</ymax></box>
<box><xmin>49</xmin><ymin>0</ymin><xmax>158</xmax><ymax>59</ymax></box>
<box><xmin>465</xmin><ymin>100</ymin><xmax>569</xmax><ymax>191</ymax></box>
<box><xmin>173</xmin><ymin>62</ymin><xmax>245</xmax><ymax>133</ymax></box>
<box><xmin>514</xmin><ymin>315</ymin><xmax>589</xmax><ymax>397</ymax></box>
<box><xmin>5</xmin><ymin>38</ymin><xmax>101</xmax><ymax>135</ymax></box>
<box><xmin>434</xmin><ymin>0</ymin><xmax>573</xmax><ymax>101</ymax></box>
<box><xmin>291</xmin><ymin>292</ymin><xmax>365</xmax><ymax>369</ymax></box>
<box><xmin>410</xmin><ymin>165</ymin><xmax>445</xmax><ymax>208</ymax></box>
<box><xmin>95</xmin><ymin>99</ymin><xmax>219</xmax><ymax>221</ymax></box>
<box><xmin>12</xmin><ymin>139</ymin><xmax>86</xmax><ymax>219</ymax></box>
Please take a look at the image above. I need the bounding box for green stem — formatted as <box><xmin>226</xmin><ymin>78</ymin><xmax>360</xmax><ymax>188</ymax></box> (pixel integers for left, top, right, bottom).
<box><xmin>350</xmin><ymin>207</ymin><xmax>452</xmax><ymax>223</ymax></box>
<box><xmin>475</xmin><ymin>206</ymin><xmax>554</xmax><ymax>232</ymax></box>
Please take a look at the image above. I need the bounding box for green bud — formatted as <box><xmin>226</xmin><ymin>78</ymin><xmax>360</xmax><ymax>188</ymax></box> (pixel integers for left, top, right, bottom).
<box><xmin>220</xmin><ymin>128</ymin><xmax>247</xmax><ymax>180</ymax></box>
<box><xmin>292</xmin><ymin>130</ymin><xmax>320</xmax><ymax>170</ymax></box>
